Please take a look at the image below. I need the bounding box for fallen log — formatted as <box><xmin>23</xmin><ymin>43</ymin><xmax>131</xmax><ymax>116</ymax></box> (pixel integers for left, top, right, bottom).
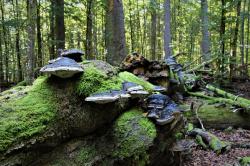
<box><xmin>189</xmin><ymin>91</ymin><xmax>250</xmax><ymax>112</ymax></box>
<box><xmin>188</xmin><ymin>128</ymin><xmax>230</xmax><ymax>154</ymax></box>
<box><xmin>184</xmin><ymin>103</ymin><xmax>250</xmax><ymax>129</ymax></box>
<box><xmin>206</xmin><ymin>84</ymin><xmax>250</xmax><ymax>110</ymax></box>
<box><xmin>185</xmin><ymin>56</ymin><xmax>218</xmax><ymax>73</ymax></box>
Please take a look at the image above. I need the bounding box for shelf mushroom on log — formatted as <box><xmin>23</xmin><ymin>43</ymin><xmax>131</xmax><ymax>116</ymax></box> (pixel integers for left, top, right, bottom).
<box><xmin>40</xmin><ymin>57</ymin><xmax>83</xmax><ymax>78</ymax></box>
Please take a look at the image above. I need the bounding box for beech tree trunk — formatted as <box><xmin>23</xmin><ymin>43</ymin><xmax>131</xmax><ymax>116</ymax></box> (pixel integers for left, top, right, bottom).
<box><xmin>219</xmin><ymin>0</ymin><xmax>226</xmax><ymax>74</ymax></box>
<box><xmin>105</xmin><ymin>0</ymin><xmax>127</xmax><ymax>66</ymax></box>
<box><xmin>85</xmin><ymin>0</ymin><xmax>93</xmax><ymax>59</ymax></box>
<box><xmin>26</xmin><ymin>0</ymin><xmax>37</xmax><ymax>85</ymax></box>
<box><xmin>200</xmin><ymin>0</ymin><xmax>211</xmax><ymax>62</ymax></box>
<box><xmin>150</xmin><ymin>0</ymin><xmax>157</xmax><ymax>60</ymax></box>
<box><xmin>55</xmin><ymin>0</ymin><xmax>65</xmax><ymax>51</ymax></box>
<box><xmin>164</xmin><ymin>0</ymin><xmax>172</xmax><ymax>58</ymax></box>
<box><xmin>37</xmin><ymin>0</ymin><xmax>43</xmax><ymax>67</ymax></box>
<box><xmin>0</xmin><ymin>1</ymin><xmax>9</xmax><ymax>82</ymax></box>
<box><xmin>230</xmin><ymin>0</ymin><xmax>241</xmax><ymax>79</ymax></box>
<box><xmin>49</xmin><ymin>0</ymin><xmax>55</xmax><ymax>59</ymax></box>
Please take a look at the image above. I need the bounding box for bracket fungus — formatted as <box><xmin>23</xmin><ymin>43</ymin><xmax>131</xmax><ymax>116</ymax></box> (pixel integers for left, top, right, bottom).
<box><xmin>40</xmin><ymin>57</ymin><xmax>83</xmax><ymax>78</ymax></box>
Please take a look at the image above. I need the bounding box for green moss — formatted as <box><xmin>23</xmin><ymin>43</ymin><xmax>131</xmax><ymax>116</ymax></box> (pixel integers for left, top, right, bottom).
<box><xmin>119</xmin><ymin>71</ymin><xmax>155</xmax><ymax>91</ymax></box>
<box><xmin>0</xmin><ymin>76</ymin><xmax>58</xmax><ymax>152</ymax></box>
<box><xmin>240</xmin><ymin>157</ymin><xmax>250</xmax><ymax>166</ymax></box>
<box><xmin>208</xmin><ymin>133</ymin><xmax>228</xmax><ymax>154</ymax></box>
<box><xmin>175</xmin><ymin>132</ymin><xmax>184</xmax><ymax>140</ymax></box>
<box><xmin>196</xmin><ymin>135</ymin><xmax>208</xmax><ymax>149</ymax></box>
<box><xmin>76</xmin><ymin>145</ymin><xmax>97</xmax><ymax>164</ymax></box>
<box><xmin>112</xmin><ymin>108</ymin><xmax>156</xmax><ymax>160</ymax></box>
<box><xmin>77</xmin><ymin>66</ymin><xmax>122</xmax><ymax>96</ymax></box>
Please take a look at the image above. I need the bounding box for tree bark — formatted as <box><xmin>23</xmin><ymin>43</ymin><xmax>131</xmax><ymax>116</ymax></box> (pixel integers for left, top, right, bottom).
<box><xmin>49</xmin><ymin>0</ymin><xmax>55</xmax><ymax>59</ymax></box>
<box><xmin>55</xmin><ymin>0</ymin><xmax>65</xmax><ymax>51</ymax></box>
<box><xmin>219</xmin><ymin>0</ymin><xmax>226</xmax><ymax>74</ymax></box>
<box><xmin>37</xmin><ymin>0</ymin><xmax>43</xmax><ymax>67</ymax></box>
<box><xmin>85</xmin><ymin>0</ymin><xmax>93</xmax><ymax>59</ymax></box>
<box><xmin>200</xmin><ymin>0</ymin><xmax>211</xmax><ymax>62</ymax></box>
<box><xmin>0</xmin><ymin>30</ymin><xmax>3</xmax><ymax>85</ymax></box>
<box><xmin>105</xmin><ymin>0</ymin><xmax>127</xmax><ymax>66</ymax></box>
<box><xmin>230</xmin><ymin>0</ymin><xmax>241</xmax><ymax>79</ymax></box>
<box><xmin>26</xmin><ymin>0</ymin><xmax>37</xmax><ymax>85</ymax></box>
<box><xmin>164</xmin><ymin>0</ymin><xmax>172</xmax><ymax>58</ymax></box>
<box><xmin>246</xmin><ymin>1</ymin><xmax>250</xmax><ymax>77</ymax></box>
<box><xmin>0</xmin><ymin>0</ymin><xmax>9</xmax><ymax>83</ymax></box>
<box><xmin>150</xmin><ymin>0</ymin><xmax>157</xmax><ymax>60</ymax></box>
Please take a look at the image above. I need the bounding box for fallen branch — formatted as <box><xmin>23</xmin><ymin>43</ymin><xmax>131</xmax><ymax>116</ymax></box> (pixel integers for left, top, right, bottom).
<box><xmin>185</xmin><ymin>56</ymin><xmax>218</xmax><ymax>73</ymax></box>
<box><xmin>188</xmin><ymin>128</ymin><xmax>230</xmax><ymax>154</ymax></box>
<box><xmin>188</xmin><ymin>91</ymin><xmax>250</xmax><ymax>112</ymax></box>
<box><xmin>206</xmin><ymin>84</ymin><xmax>250</xmax><ymax>110</ymax></box>
<box><xmin>195</xmin><ymin>103</ymin><xmax>205</xmax><ymax>131</ymax></box>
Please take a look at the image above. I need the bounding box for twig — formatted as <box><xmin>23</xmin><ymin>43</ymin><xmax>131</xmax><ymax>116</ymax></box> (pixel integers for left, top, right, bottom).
<box><xmin>195</xmin><ymin>103</ymin><xmax>205</xmax><ymax>131</ymax></box>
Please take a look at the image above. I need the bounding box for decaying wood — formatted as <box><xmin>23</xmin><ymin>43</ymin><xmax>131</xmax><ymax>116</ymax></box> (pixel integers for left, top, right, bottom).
<box><xmin>188</xmin><ymin>128</ymin><xmax>230</xmax><ymax>153</ymax></box>
<box><xmin>185</xmin><ymin>56</ymin><xmax>218</xmax><ymax>73</ymax></box>
<box><xmin>189</xmin><ymin>91</ymin><xmax>250</xmax><ymax>112</ymax></box>
<box><xmin>185</xmin><ymin>103</ymin><xmax>250</xmax><ymax>129</ymax></box>
<box><xmin>206</xmin><ymin>84</ymin><xmax>250</xmax><ymax>110</ymax></box>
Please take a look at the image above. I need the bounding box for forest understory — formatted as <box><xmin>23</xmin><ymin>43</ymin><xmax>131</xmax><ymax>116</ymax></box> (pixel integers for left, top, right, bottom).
<box><xmin>183</xmin><ymin>82</ymin><xmax>250</xmax><ymax>166</ymax></box>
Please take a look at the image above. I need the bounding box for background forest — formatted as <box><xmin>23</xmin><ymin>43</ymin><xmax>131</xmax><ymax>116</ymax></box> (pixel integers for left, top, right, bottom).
<box><xmin>0</xmin><ymin>0</ymin><xmax>249</xmax><ymax>86</ymax></box>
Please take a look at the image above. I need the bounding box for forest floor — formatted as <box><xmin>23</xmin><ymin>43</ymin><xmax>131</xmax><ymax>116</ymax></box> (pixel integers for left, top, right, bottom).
<box><xmin>183</xmin><ymin>128</ymin><xmax>250</xmax><ymax>166</ymax></box>
<box><xmin>184</xmin><ymin>80</ymin><xmax>250</xmax><ymax>166</ymax></box>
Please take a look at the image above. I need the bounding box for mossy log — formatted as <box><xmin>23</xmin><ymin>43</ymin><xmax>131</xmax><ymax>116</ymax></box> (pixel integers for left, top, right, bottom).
<box><xmin>206</xmin><ymin>84</ymin><xmax>250</xmax><ymax>111</ymax></box>
<box><xmin>188</xmin><ymin>128</ymin><xmax>230</xmax><ymax>154</ymax></box>
<box><xmin>188</xmin><ymin>91</ymin><xmax>250</xmax><ymax>112</ymax></box>
<box><xmin>184</xmin><ymin>104</ymin><xmax>250</xmax><ymax>129</ymax></box>
<box><xmin>0</xmin><ymin>60</ymin><xmax>185</xmax><ymax>166</ymax></box>
<box><xmin>0</xmin><ymin>61</ymin><xmax>158</xmax><ymax>165</ymax></box>
<box><xmin>185</xmin><ymin>56</ymin><xmax>218</xmax><ymax>73</ymax></box>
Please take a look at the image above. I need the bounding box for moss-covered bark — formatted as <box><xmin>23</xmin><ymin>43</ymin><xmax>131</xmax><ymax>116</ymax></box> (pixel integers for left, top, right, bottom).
<box><xmin>0</xmin><ymin>61</ymin><xmax>164</xmax><ymax>166</ymax></box>
<box><xmin>29</xmin><ymin>108</ymin><xmax>157</xmax><ymax>166</ymax></box>
<box><xmin>184</xmin><ymin>102</ymin><xmax>250</xmax><ymax>129</ymax></box>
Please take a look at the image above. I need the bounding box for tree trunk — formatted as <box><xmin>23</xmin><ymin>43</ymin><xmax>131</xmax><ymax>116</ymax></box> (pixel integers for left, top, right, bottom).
<box><xmin>0</xmin><ymin>1</ymin><xmax>9</xmax><ymax>83</ymax></box>
<box><xmin>49</xmin><ymin>0</ymin><xmax>55</xmax><ymax>59</ymax></box>
<box><xmin>219</xmin><ymin>0</ymin><xmax>226</xmax><ymax>75</ymax></box>
<box><xmin>240</xmin><ymin>0</ymin><xmax>246</xmax><ymax>77</ymax></box>
<box><xmin>105</xmin><ymin>0</ymin><xmax>127</xmax><ymax>66</ymax></box>
<box><xmin>37</xmin><ymin>0</ymin><xmax>43</xmax><ymax>67</ymax></box>
<box><xmin>164</xmin><ymin>0</ymin><xmax>172</xmax><ymax>58</ymax></box>
<box><xmin>200</xmin><ymin>0</ymin><xmax>211</xmax><ymax>62</ymax></box>
<box><xmin>13</xmin><ymin>0</ymin><xmax>22</xmax><ymax>82</ymax></box>
<box><xmin>55</xmin><ymin>0</ymin><xmax>65</xmax><ymax>51</ymax></box>
<box><xmin>26</xmin><ymin>0</ymin><xmax>37</xmax><ymax>85</ymax></box>
<box><xmin>230</xmin><ymin>0</ymin><xmax>241</xmax><ymax>79</ymax></box>
<box><xmin>0</xmin><ymin>31</ymin><xmax>3</xmax><ymax>85</ymax></box>
<box><xmin>150</xmin><ymin>0</ymin><xmax>157</xmax><ymax>60</ymax></box>
<box><xmin>85</xmin><ymin>0</ymin><xmax>93</xmax><ymax>59</ymax></box>
<box><xmin>246</xmin><ymin>0</ymin><xmax>250</xmax><ymax>76</ymax></box>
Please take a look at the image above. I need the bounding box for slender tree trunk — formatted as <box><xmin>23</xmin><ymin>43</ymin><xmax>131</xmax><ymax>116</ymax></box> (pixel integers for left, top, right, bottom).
<box><xmin>219</xmin><ymin>0</ymin><xmax>226</xmax><ymax>74</ymax></box>
<box><xmin>246</xmin><ymin>0</ymin><xmax>250</xmax><ymax>76</ymax></box>
<box><xmin>37</xmin><ymin>0</ymin><xmax>42</xmax><ymax>67</ymax></box>
<box><xmin>0</xmin><ymin>31</ymin><xmax>3</xmax><ymax>85</ymax></box>
<box><xmin>164</xmin><ymin>0</ymin><xmax>172</xmax><ymax>58</ymax></box>
<box><xmin>0</xmin><ymin>0</ymin><xmax>9</xmax><ymax>82</ymax></box>
<box><xmin>26</xmin><ymin>0</ymin><xmax>37</xmax><ymax>85</ymax></box>
<box><xmin>230</xmin><ymin>0</ymin><xmax>241</xmax><ymax>79</ymax></box>
<box><xmin>85</xmin><ymin>0</ymin><xmax>93</xmax><ymax>59</ymax></box>
<box><xmin>200</xmin><ymin>0</ymin><xmax>211</xmax><ymax>62</ymax></box>
<box><xmin>16</xmin><ymin>31</ymin><xmax>22</xmax><ymax>82</ymax></box>
<box><xmin>49</xmin><ymin>0</ymin><xmax>55</xmax><ymax>59</ymax></box>
<box><xmin>128</xmin><ymin>0</ymin><xmax>135</xmax><ymax>52</ymax></box>
<box><xmin>105</xmin><ymin>0</ymin><xmax>127</xmax><ymax>66</ymax></box>
<box><xmin>55</xmin><ymin>0</ymin><xmax>65</xmax><ymax>51</ymax></box>
<box><xmin>150</xmin><ymin>0</ymin><xmax>157</xmax><ymax>60</ymax></box>
<box><xmin>240</xmin><ymin>0</ymin><xmax>246</xmax><ymax>77</ymax></box>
